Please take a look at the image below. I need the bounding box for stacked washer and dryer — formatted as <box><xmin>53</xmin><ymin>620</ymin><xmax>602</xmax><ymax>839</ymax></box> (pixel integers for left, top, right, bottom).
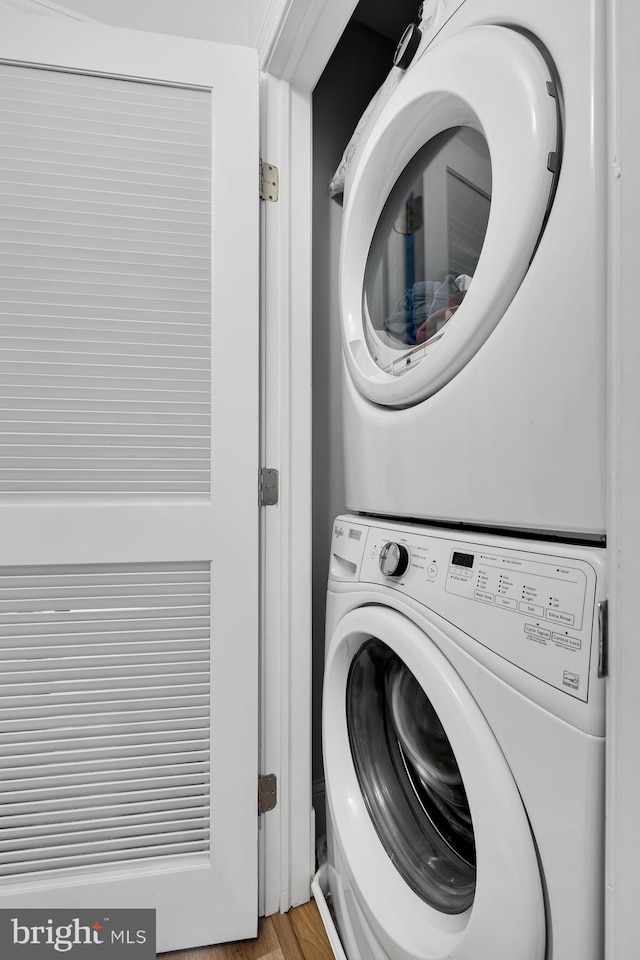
<box><xmin>317</xmin><ymin>2</ymin><xmax>608</xmax><ymax>959</ymax></box>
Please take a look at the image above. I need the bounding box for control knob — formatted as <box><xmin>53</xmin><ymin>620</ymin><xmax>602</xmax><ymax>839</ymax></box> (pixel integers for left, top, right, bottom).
<box><xmin>379</xmin><ymin>541</ymin><xmax>410</xmax><ymax>579</ymax></box>
<box><xmin>393</xmin><ymin>23</ymin><xmax>421</xmax><ymax>71</ymax></box>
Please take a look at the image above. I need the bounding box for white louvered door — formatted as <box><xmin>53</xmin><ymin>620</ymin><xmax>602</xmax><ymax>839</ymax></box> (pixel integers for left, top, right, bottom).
<box><xmin>0</xmin><ymin>14</ymin><xmax>259</xmax><ymax>953</ymax></box>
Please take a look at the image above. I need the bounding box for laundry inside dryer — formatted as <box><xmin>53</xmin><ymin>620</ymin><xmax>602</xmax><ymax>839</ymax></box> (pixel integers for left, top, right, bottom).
<box><xmin>364</xmin><ymin>127</ymin><xmax>491</xmax><ymax>366</ymax></box>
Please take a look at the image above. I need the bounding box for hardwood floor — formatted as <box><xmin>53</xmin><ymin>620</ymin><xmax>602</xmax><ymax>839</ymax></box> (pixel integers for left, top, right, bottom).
<box><xmin>159</xmin><ymin>900</ymin><xmax>335</xmax><ymax>960</ymax></box>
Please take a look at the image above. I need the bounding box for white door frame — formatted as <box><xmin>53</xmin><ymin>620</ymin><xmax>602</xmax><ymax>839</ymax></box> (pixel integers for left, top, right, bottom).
<box><xmin>605</xmin><ymin>1</ymin><xmax>640</xmax><ymax>957</ymax></box>
<box><xmin>256</xmin><ymin>0</ymin><xmax>359</xmax><ymax>916</ymax></box>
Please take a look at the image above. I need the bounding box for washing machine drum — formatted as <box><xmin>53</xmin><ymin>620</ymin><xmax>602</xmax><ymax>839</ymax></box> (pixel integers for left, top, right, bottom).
<box><xmin>323</xmin><ymin>606</ymin><xmax>546</xmax><ymax>960</ymax></box>
<box><xmin>348</xmin><ymin>640</ymin><xmax>476</xmax><ymax>914</ymax></box>
<box><xmin>340</xmin><ymin>25</ymin><xmax>560</xmax><ymax>408</ymax></box>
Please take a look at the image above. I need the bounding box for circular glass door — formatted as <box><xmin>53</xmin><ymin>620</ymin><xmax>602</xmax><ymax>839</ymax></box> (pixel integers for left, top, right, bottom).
<box><xmin>340</xmin><ymin>25</ymin><xmax>560</xmax><ymax>407</ymax></box>
<box><xmin>347</xmin><ymin>638</ymin><xmax>476</xmax><ymax>914</ymax></box>
<box><xmin>323</xmin><ymin>604</ymin><xmax>546</xmax><ymax>959</ymax></box>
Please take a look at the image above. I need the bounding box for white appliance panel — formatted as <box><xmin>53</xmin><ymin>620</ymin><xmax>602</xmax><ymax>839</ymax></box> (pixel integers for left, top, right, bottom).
<box><xmin>321</xmin><ymin>515</ymin><xmax>606</xmax><ymax>960</ymax></box>
<box><xmin>338</xmin><ymin>0</ymin><xmax>606</xmax><ymax>536</ymax></box>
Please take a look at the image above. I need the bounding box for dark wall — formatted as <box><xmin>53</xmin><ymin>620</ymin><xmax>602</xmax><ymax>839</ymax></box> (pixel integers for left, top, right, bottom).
<box><xmin>311</xmin><ymin>19</ymin><xmax>394</xmax><ymax>836</ymax></box>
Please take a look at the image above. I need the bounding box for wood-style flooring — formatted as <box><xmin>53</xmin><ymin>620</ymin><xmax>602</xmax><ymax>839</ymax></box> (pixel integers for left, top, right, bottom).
<box><xmin>160</xmin><ymin>900</ymin><xmax>335</xmax><ymax>960</ymax></box>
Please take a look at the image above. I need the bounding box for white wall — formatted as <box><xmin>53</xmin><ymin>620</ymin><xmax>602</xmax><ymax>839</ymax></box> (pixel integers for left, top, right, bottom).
<box><xmin>606</xmin><ymin>0</ymin><xmax>640</xmax><ymax>955</ymax></box>
<box><xmin>52</xmin><ymin>0</ymin><xmax>250</xmax><ymax>45</ymax></box>
<box><xmin>248</xmin><ymin>0</ymin><xmax>276</xmax><ymax>48</ymax></box>
<box><xmin>0</xmin><ymin>0</ymin><xmax>84</xmax><ymax>16</ymax></box>
<box><xmin>28</xmin><ymin>0</ymin><xmax>295</xmax><ymax>49</ymax></box>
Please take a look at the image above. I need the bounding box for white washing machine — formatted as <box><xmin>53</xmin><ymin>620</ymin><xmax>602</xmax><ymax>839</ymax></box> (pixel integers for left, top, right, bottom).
<box><xmin>338</xmin><ymin>0</ymin><xmax>606</xmax><ymax>538</ymax></box>
<box><xmin>318</xmin><ymin>515</ymin><xmax>606</xmax><ymax>960</ymax></box>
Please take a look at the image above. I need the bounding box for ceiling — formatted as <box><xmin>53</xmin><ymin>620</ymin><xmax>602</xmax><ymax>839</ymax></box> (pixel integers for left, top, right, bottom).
<box><xmin>29</xmin><ymin>0</ymin><xmax>424</xmax><ymax>51</ymax></box>
<box><xmin>352</xmin><ymin>0</ymin><xmax>422</xmax><ymax>43</ymax></box>
<box><xmin>41</xmin><ymin>0</ymin><xmax>249</xmax><ymax>46</ymax></box>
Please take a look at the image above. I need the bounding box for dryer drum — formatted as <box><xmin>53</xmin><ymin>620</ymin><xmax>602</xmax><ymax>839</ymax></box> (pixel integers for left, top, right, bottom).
<box><xmin>346</xmin><ymin>638</ymin><xmax>476</xmax><ymax>914</ymax></box>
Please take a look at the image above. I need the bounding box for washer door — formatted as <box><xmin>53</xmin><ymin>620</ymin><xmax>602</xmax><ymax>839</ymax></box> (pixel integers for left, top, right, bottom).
<box><xmin>341</xmin><ymin>25</ymin><xmax>559</xmax><ymax>407</ymax></box>
<box><xmin>323</xmin><ymin>605</ymin><xmax>545</xmax><ymax>960</ymax></box>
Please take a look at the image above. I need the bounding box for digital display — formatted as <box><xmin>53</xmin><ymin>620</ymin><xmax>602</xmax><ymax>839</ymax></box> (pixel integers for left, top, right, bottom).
<box><xmin>348</xmin><ymin>529</ymin><xmax>362</xmax><ymax>541</ymax></box>
<box><xmin>452</xmin><ymin>551</ymin><xmax>474</xmax><ymax>569</ymax></box>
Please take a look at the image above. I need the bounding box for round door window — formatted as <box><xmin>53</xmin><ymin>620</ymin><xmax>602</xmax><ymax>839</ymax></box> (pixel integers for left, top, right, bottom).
<box><xmin>340</xmin><ymin>25</ymin><xmax>559</xmax><ymax>406</ymax></box>
<box><xmin>346</xmin><ymin>637</ymin><xmax>476</xmax><ymax>914</ymax></box>
<box><xmin>363</xmin><ymin>127</ymin><xmax>491</xmax><ymax>368</ymax></box>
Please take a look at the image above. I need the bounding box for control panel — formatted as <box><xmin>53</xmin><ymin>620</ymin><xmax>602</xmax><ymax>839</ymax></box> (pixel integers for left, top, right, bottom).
<box><xmin>329</xmin><ymin>517</ymin><xmax>605</xmax><ymax>705</ymax></box>
<box><xmin>446</xmin><ymin>548</ymin><xmax>588</xmax><ymax>631</ymax></box>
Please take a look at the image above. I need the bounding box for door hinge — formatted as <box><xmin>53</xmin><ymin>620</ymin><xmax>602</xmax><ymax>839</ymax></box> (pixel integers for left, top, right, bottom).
<box><xmin>259</xmin><ymin>467</ymin><xmax>279</xmax><ymax>506</ymax></box>
<box><xmin>258</xmin><ymin>774</ymin><xmax>277</xmax><ymax>814</ymax></box>
<box><xmin>598</xmin><ymin>599</ymin><xmax>608</xmax><ymax>679</ymax></box>
<box><xmin>260</xmin><ymin>160</ymin><xmax>279</xmax><ymax>202</ymax></box>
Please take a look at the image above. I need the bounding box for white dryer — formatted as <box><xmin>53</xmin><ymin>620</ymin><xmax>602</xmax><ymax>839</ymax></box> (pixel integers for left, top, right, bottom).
<box><xmin>338</xmin><ymin>0</ymin><xmax>606</xmax><ymax>538</ymax></box>
<box><xmin>319</xmin><ymin>515</ymin><xmax>606</xmax><ymax>960</ymax></box>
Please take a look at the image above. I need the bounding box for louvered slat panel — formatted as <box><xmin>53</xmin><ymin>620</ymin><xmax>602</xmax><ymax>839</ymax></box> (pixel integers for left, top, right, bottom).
<box><xmin>1</xmin><ymin>793</ymin><xmax>210</xmax><ymax>822</ymax></box>
<box><xmin>2</xmin><ymin>771</ymin><xmax>211</xmax><ymax>804</ymax></box>
<box><xmin>0</xmin><ymin>64</ymin><xmax>211</xmax><ymax>496</ymax></box>
<box><xmin>2</xmin><ymin>781</ymin><xmax>210</xmax><ymax>812</ymax></box>
<box><xmin>0</xmin><ymin>726</ymin><xmax>210</xmax><ymax>755</ymax></box>
<box><xmin>0</xmin><ymin>562</ymin><xmax>210</xmax><ymax>578</ymax></box>
<box><xmin>0</xmin><ymin>706</ymin><xmax>209</xmax><ymax>728</ymax></box>
<box><xmin>0</xmin><ymin>813</ymin><xmax>210</xmax><ymax>847</ymax></box>
<box><xmin>0</xmin><ymin>795</ymin><xmax>209</xmax><ymax>825</ymax></box>
<box><xmin>0</xmin><ymin>747</ymin><xmax>211</xmax><ymax>779</ymax></box>
<box><xmin>0</xmin><ymin>561</ymin><xmax>211</xmax><ymax>880</ymax></box>
<box><xmin>0</xmin><ymin>811</ymin><xmax>209</xmax><ymax>860</ymax></box>
<box><xmin>0</xmin><ymin>842</ymin><xmax>210</xmax><ymax>878</ymax></box>
<box><xmin>2</xmin><ymin>723</ymin><xmax>208</xmax><ymax>749</ymax></box>
<box><xmin>0</xmin><ymin>694</ymin><xmax>210</xmax><ymax>722</ymax></box>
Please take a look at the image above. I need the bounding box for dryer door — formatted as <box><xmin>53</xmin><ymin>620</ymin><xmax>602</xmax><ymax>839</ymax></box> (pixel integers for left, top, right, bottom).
<box><xmin>341</xmin><ymin>25</ymin><xmax>559</xmax><ymax>407</ymax></box>
<box><xmin>323</xmin><ymin>605</ymin><xmax>545</xmax><ymax>960</ymax></box>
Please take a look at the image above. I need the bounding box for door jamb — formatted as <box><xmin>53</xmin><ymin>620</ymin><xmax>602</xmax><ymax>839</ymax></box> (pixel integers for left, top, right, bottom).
<box><xmin>257</xmin><ymin>0</ymin><xmax>360</xmax><ymax>916</ymax></box>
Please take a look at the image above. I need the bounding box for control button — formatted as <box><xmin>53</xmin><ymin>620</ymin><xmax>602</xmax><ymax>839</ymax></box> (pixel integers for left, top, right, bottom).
<box><xmin>495</xmin><ymin>596</ymin><xmax>517</xmax><ymax>611</ymax></box>
<box><xmin>427</xmin><ymin>563</ymin><xmax>438</xmax><ymax>579</ymax></box>
<box><xmin>449</xmin><ymin>571</ymin><xmax>472</xmax><ymax>583</ymax></box>
<box><xmin>519</xmin><ymin>601</ymin><xmax>544</xmax><ymax>617</ymax></box>
<box><xmin>552</xmin><ymin>632</ymin><xmax>582</xmax><ymax>651</ymax></box>
<box><xmin>379</xmin><ymin>541</ymin><xmax>410</xmax><ymax>579</ymax></box>
<box><xmin>546</xmin><ymin>609</ymin><xmax>575</xmax><ymax>626</ymax></box>
<box><xmin>525</xmin><ymin>624</ymin><xmax>551</xmax><ymax>643</ymax></box>
<box><xmin>474</xmin><ymin>589</ymin><xmax>494</xmax><ymax>603</ymax></box>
